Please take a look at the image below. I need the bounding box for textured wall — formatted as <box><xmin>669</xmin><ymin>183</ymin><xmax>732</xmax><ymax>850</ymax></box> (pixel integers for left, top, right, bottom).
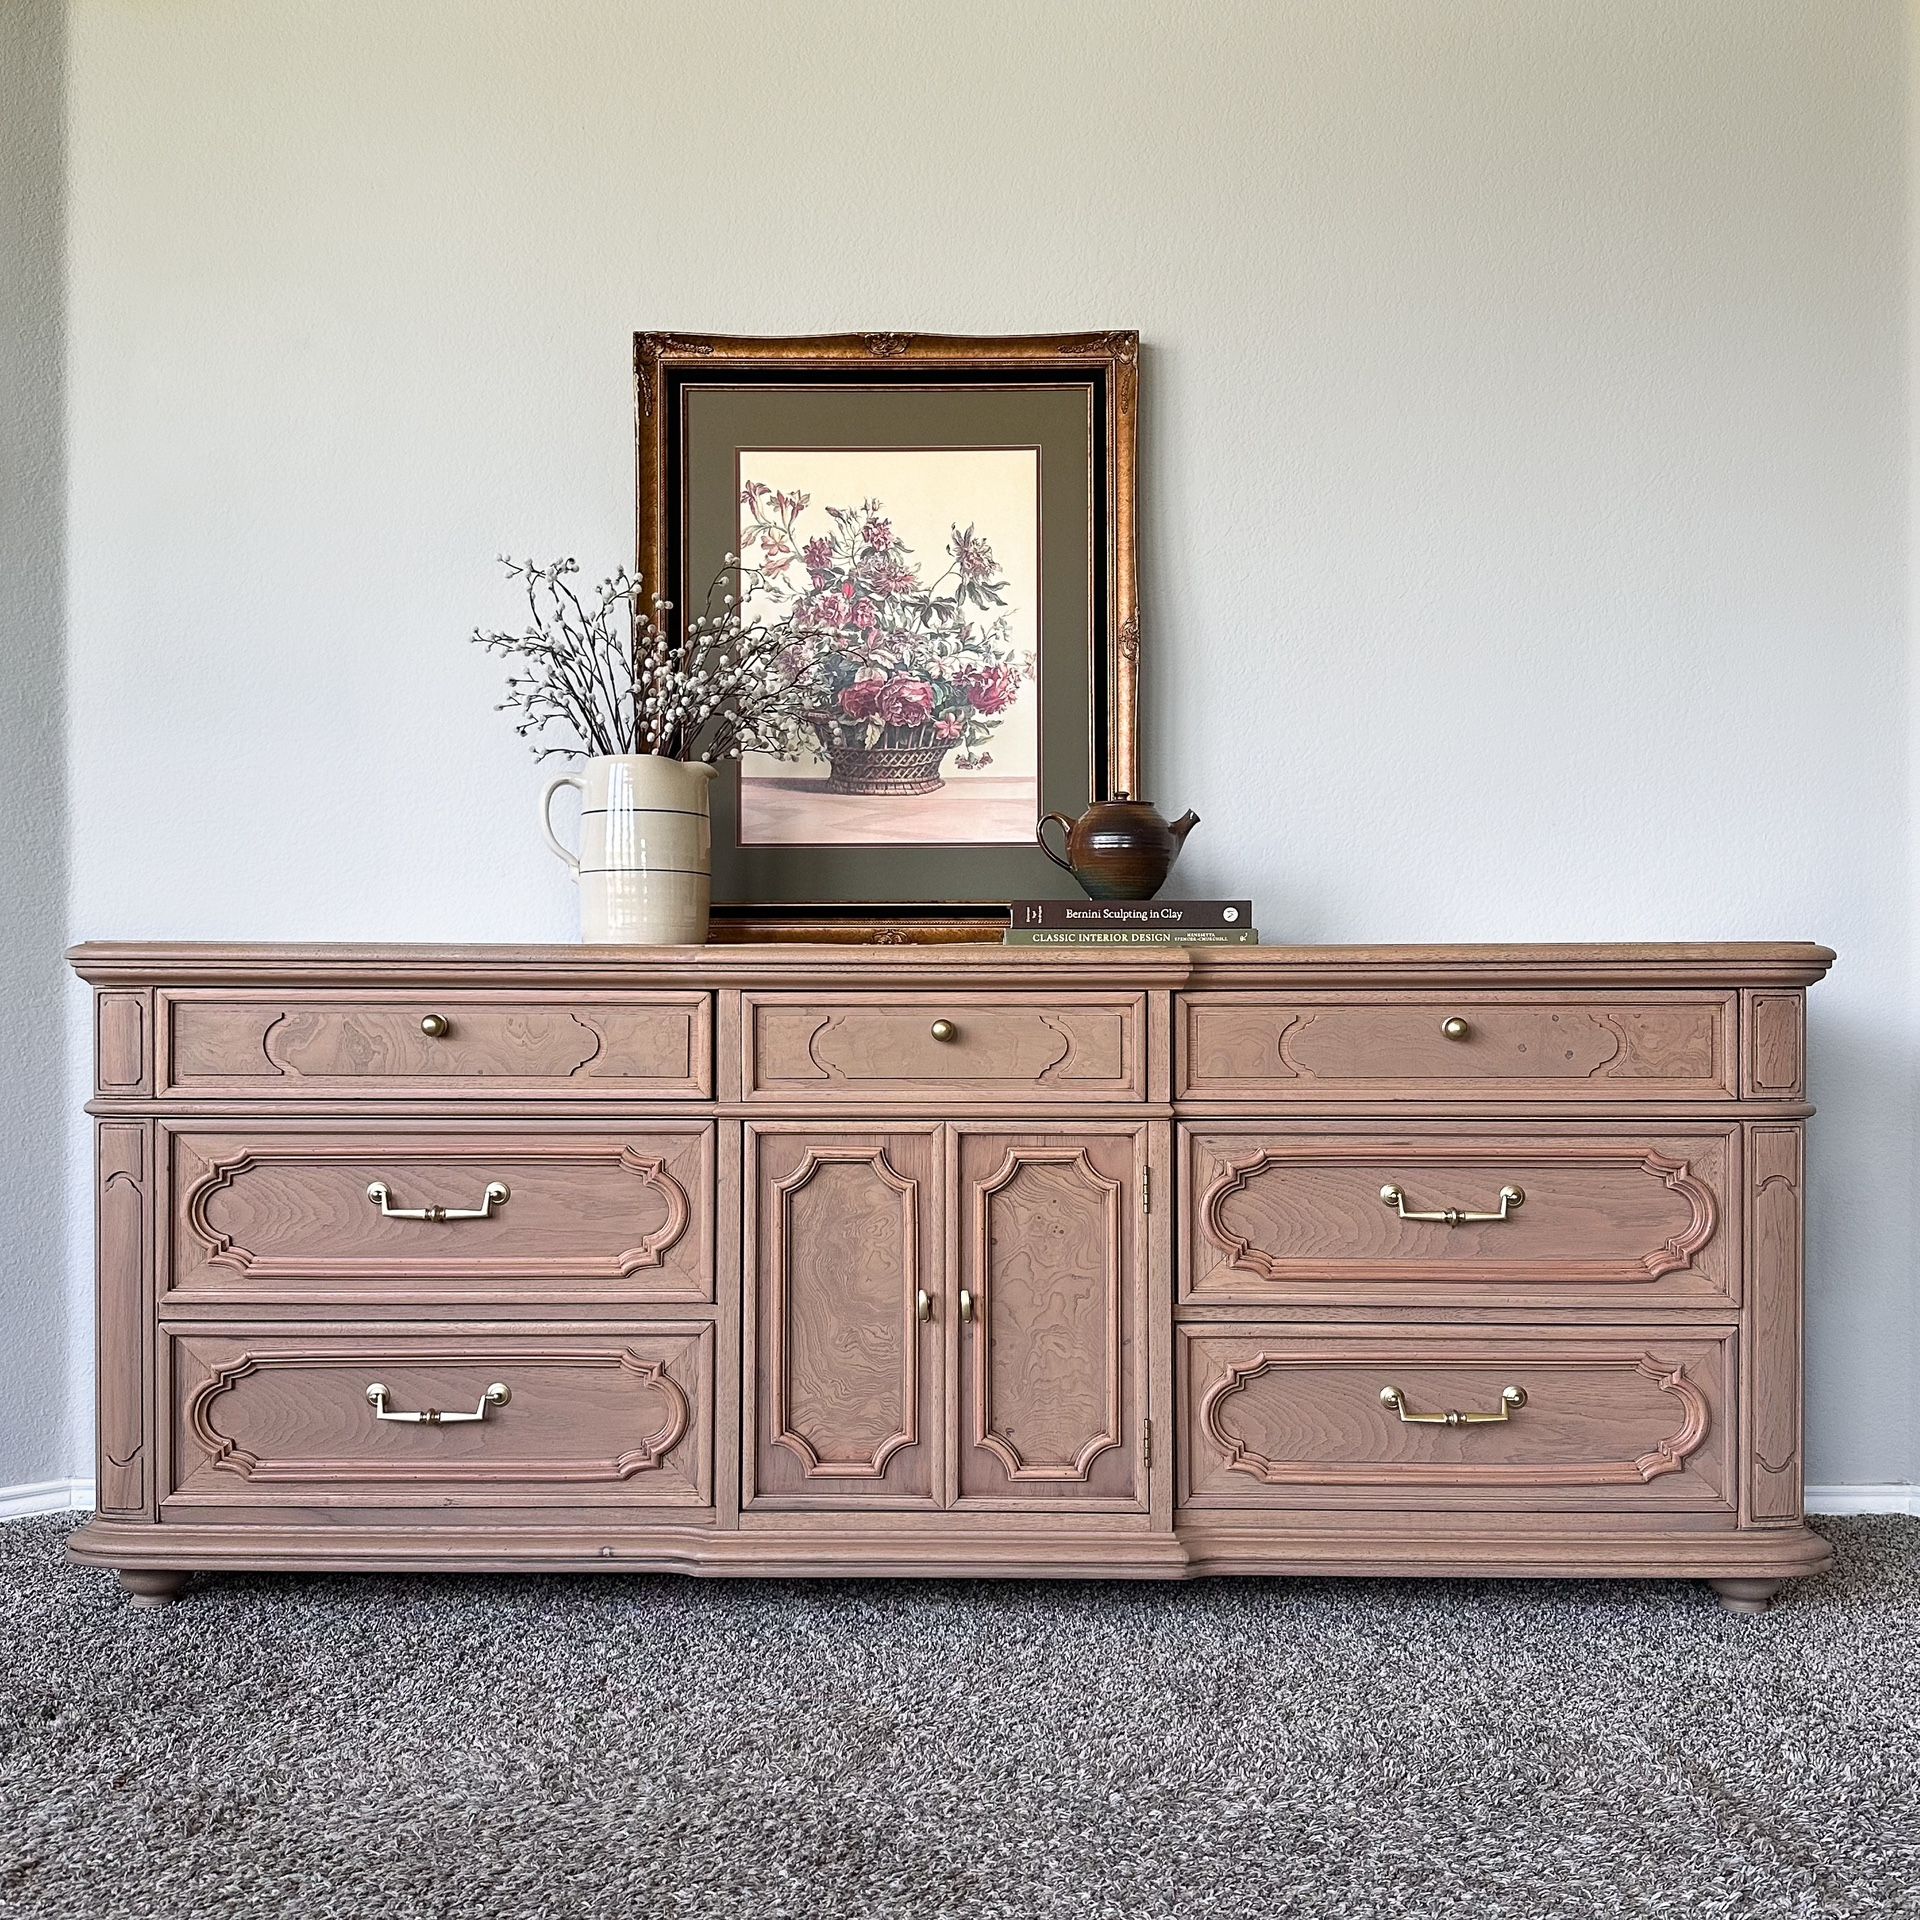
<box><xmin>49</xmin><ymin>0</ymin><xmax>1914</xmax><ymax>1485</ymax></box>
<box><xmin>1</xmin><ymin>0</ymin><xmax>69</xmax><ymax>1492</ymax></box>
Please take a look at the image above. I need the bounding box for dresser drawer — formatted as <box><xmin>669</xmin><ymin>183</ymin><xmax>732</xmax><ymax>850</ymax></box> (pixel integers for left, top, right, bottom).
<box><xmin>167</xmin><ymin>1125</ymin><xmax>712</xmax><ymax>1305</ymax></box>
<box><xmin>1178</xmin><ymin>992</ymin><xmax>1736</xmax><ymax>1102</ymax></box>
<box><xmin>165</xmin><ymin>1325</ymin><xmax>712</xmax><ymax>1513</ymax></box>
<box><xmin>1183</xmin><ymin>1125</ymin><xmax>1734</xmax><ymax>1307</ymax></box>
<box><xmin>742</xmin><ymin>992</ymin><xmax>1147</xmax><ymax>1103</ymax></box>
<box><xmin>1179</xmin><ymin>1326</ymin><xmax>1733</xmax><ymax>1511</ymax></box>
<box><xmin>160</xmin><ymin>990</ymin><xmax>711</xmax><ymax>1098</ymax></box>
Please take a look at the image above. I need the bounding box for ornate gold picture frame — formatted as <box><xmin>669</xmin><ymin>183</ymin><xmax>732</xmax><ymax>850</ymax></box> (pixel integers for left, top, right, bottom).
<box><xmin>634</xmin><ymin>330</ymin><xmax>1139</xmax><ymax>939</ymax></box>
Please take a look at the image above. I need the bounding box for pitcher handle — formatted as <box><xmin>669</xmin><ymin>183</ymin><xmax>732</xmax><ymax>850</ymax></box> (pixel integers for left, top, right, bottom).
<box><xmin>1036</xmin><ymin>812</ymin><xmax>1076</xmax><ymax>874</ymax></box>
<box><xmin>540</xmin><ymin>773</ymin><xmax>585</xmax><ymax>879</ymax></box>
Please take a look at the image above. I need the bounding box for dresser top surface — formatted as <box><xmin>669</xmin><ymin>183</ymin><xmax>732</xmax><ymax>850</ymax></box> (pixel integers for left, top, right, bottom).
<box><xmin>69</xmin><ymin>940</ymin><xmax>1835</xmax><ymax>990</ymax></box>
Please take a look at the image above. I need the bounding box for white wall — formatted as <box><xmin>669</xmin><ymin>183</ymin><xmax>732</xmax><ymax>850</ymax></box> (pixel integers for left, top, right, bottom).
<box><xmin>45</xmin><ymin>0</ymin><xmax>1915</xmax><ymax>1486</ymax></box>
<box><xmin>1</xmin><ymin>0</ymin><xmax>70</xmax><ymax>1493</ymax></box>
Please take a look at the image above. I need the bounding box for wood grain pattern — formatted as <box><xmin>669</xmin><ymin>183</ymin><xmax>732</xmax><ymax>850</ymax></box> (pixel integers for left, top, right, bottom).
<box><xmin>749</xmin><ymin>1129</ymin><xmax>938</xmax><ymax>1506</ymax></box>
<box><xmin>169</xmin><ymin>1127</ymin><xmax>710</xmax><ymax>1303</ymax></box>
<box><xmin>956</xmin><ymin>1131</ymin><xmax>1142</xmax><ymax>1507</ymax></box>
<box><xmin>95</xmin><ymin>1122</ymin><xmax>150</xmax><ymax>1516</ymax></box>
<box><xmin>96</xmin><ymin>992</ymin><xmax>149</xmax><ymax>1095</ymax></box>
<box><xmin>744</xmin><ymin>993</ymin><xmax>1145</xmax><ymax>1102</ymax></box>
<box><xmin>1186</xmin><ymin>1128</ymin><xmax>1731</xmax><ymax>1302</ymax></box>
<box><xmin>1745</xmin><ymin>1124</ymin><xmax>1804</xmax><ymax>1522</ymax></box>
<box><xmin>1179</xmin><ymin>992</ymin><xmax>1736</xmax><ymax>1101</ymax></box>
<box><xmin>1743</xmin><ymin>992</ymin><xmax>1805</xmax><ymax>1100</ymax></box>
<box><xmin>161</xmin><ymin>991</ymin><xmax>711</xmax><ymax>1098</ymax></box>
<box><xmin>167</xmin><ymin>1324</ymin><xmax>712</xmax><ymax>1510</ymax></box>
<box><xmin>1180</xmin><ymin>1327</ymin><xmax>1730</xmax><ymax>1509</ymax></box>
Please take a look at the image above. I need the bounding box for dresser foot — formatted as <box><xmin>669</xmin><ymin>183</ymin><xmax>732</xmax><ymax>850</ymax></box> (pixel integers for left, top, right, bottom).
<box><xmin>116</xmin><ymin>1568</ymin><xmax>187</xmax><ymax>1609</ymax></box>
<box><xmin>1709</xmin><ymin>1577</ymin><xmax>1784</xmax><ymax>1615</ymax></box>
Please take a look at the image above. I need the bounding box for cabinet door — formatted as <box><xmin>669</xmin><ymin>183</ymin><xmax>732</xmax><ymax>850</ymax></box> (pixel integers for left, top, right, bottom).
<box><xmin>746</xmin><ymin>1127</ymin><xmax>941</xmax><ymax>1508</ymax></box>
<box><xmin>955</xmin><ymin>1128</ymin><xmax>1146</xmax><ymax>1509</ymax></box>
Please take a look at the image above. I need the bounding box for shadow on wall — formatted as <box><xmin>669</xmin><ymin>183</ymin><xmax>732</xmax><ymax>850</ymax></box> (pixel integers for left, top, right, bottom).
<box><xmin>0</xmin><ymin>0</ymin><xmax>70</xmax><ymax>1492</ymax></box>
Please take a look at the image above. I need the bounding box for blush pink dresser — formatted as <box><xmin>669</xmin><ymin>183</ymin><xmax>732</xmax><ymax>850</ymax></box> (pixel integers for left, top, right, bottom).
<box><xmin>68</xmin><ymin>940</ymin><xmax>1830</xmax><ymax>1613</ymax></box>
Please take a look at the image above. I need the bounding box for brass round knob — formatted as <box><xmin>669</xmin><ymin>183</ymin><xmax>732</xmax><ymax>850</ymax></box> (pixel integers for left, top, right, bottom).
<box><xmin>930</xmin><ymin>1019</ymin><xmax>957</xmax><ymax>1043</ymax></box>
<box><xmin>1441</xmin><ymin>1016</ymin><xmax>1470</xmax><ymax>1040</ymax></box>
<box><xmin>420</xmin><ymin>1013</ymin><xmax>450</xmax><ymax>1038</ymax></box>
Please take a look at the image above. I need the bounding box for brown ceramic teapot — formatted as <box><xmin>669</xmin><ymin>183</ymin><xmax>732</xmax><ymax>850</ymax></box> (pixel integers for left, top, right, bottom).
<box><xmin>1036</xmin><ymin>793</ymin><xmax>1200</xmax><ymax>900</ymax></box>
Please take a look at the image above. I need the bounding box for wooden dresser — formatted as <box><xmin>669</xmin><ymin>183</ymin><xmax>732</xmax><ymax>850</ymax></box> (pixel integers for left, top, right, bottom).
<box><xmin>69</xmin><ymin>941</ymin><xmax>1831</xmax><ymax>1612</ymax></box>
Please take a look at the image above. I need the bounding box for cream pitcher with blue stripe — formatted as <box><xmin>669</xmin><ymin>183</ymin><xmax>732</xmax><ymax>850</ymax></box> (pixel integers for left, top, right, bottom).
<box><xmin>541</xmin><ymin>753</ymin><xmax>716</xmax><ymax>944</ymax></box>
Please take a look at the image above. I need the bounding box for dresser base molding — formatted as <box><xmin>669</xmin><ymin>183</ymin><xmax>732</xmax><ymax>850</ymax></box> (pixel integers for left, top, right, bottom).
<box><xmin>69</xmin><ymin>1516</ymin><xmax>1830</xmax><ymax>1594</ymax></box>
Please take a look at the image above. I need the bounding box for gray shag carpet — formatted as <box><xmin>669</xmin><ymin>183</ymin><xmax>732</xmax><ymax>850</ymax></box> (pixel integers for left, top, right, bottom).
<box><xmin>1</xmin><ymin>1517</ymin><xmax>1915</xmax><ymax>1920</ymax></box>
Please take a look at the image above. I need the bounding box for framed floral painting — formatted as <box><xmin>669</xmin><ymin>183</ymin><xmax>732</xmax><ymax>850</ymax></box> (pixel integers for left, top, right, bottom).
<box><xmin>634</xmin><ymin>330</ymin><xmax>1139</xmax><ymax>935</ymax></box>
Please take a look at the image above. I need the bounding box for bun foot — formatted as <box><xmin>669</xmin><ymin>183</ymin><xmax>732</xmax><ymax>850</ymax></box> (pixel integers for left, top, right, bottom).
<box><xmin>116</xmin><ymin>1569</ymin><xmax>187</xmax><ymax>1609</ymax></box>
<box><xmin>1709</xmin><ymin>1577</ymin><xmax>1784</xmax><ymax>1616</ymax></box>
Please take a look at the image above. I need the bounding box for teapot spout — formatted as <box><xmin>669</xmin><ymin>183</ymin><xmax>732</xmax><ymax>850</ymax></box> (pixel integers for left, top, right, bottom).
<box><xmin>1169</xmin><ymin>809</ymin><xmax>1200</xmax><ymax>845</ymax></box>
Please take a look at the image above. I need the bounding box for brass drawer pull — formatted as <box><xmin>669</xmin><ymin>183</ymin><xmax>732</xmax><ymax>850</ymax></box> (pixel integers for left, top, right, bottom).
<box><xmin>367</xmin><ymin>1179</ymin><xmax>510</xmax><ymax>1222</ymax></box>
<box><xmin>1379</xmin><ymin>1182</ymin><xmax>1523</xmax><ymax>1225</ymax></box>
<box><xmin>916</xmin><ymin>1288</ymin><xmax>933</xmax><ymax>1323</ymax></box>
<box><xmin>419</xmin><ymin>1013</ymin><xmax>451</xmax><ymax>1038</ymax></box>
<box><xmin>959</xmin><ymin>1287</ymin><xmax>975</xmax><ymax>1322</ymax></box>
<box><xmin>930</xmin><ymin>1019</ymin><xmax>958</xmax><ymax>1043</ymax></box>
<box><xmin>366</xmin><ymin>1381</ymin><xmax>510</xmax><ymax>1425</ymax></box>
<box><xmin>1380</xmin><ymin>1383</ymin><xmax>1526</xmax><ymax>1426</ymax></box>
<box><xmin>1441</xmin><ymin>1016</ymin><xmax>1470</xmax><ymax>1040</ymax></box>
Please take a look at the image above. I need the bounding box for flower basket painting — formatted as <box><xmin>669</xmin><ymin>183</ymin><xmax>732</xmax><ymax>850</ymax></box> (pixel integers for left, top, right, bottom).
<box><xmin>734</xmin><ymin>449</ymin><xmax>1041</xmax><ymax>845</ymax></box>
<box><xmin>634</xmin><ymin>330</ymin><xmax>1140</xmax><ymax>928</ymax></box>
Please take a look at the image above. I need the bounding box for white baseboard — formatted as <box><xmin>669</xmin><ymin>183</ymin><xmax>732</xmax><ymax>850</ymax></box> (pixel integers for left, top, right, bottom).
<box><xmin>1806</xmin><ymin>1485</ymin><xmax>1919</xmax><ymax>1516</ymax></box>
<box><xmin>0</xmin><ymin>1478</ymin><xmax>95</xmax><ymax>1521</ymax></box>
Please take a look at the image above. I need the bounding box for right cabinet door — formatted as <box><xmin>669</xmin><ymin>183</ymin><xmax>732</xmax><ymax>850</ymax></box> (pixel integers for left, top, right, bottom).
<box><xmin>954</xmin><ymin>1128</ymin><xmax>1146</xmax><ymax>1510</ymax></box>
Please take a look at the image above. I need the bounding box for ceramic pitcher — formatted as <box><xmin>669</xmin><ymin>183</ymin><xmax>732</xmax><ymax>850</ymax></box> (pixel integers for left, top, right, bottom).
<box><xmin>541</xmin><ymin>754</ymin><xmax>716</xmax><ymax>945</ymax></box>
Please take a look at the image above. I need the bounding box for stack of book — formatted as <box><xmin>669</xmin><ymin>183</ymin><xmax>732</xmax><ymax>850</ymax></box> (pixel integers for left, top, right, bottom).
<box><xmin>1004</xmin><ymin>900</ymin><xmax>1258</xmax><ymax>946</ymax></box>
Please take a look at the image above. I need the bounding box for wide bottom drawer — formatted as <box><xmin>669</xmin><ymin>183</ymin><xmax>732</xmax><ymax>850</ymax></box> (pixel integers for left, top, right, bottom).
<box><xmin>1178</xmin><ymin>1324</ymin><xmax>1734</xmax><ymax>1512</ymax></box>
<box><xmin>165</xmin><ymin>1324</ymin><xmax>713</xmax><ymax>1515</ymax></box>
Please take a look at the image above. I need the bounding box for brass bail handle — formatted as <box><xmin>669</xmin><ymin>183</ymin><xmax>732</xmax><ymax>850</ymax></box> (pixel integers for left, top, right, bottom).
<box><xmin>1380</xmin><ymin>1183</ymin><xmax>1524</xmax><ymax>1226</ymax></box>
<box><xmin>366</xmin><ymin>1381</ymin><xmax>511</xmax><ymax>1425</ymax></box>
<box><xmin>367</xmin><ymin>1180</ymin><xmax>510</xmax><ymax>1223</ymax></box>
<box><xmin>1380</xmin><ymin>1384</ymin><xmax>1527</xmax><ymax>1427</ymax></box>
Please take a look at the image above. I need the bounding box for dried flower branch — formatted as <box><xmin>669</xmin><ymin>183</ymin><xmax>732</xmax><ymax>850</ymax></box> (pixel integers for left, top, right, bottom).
<box><xmin>471</xmin><ymin>556</ymin><xmax>806</xmax><ymax>764</ymax></box>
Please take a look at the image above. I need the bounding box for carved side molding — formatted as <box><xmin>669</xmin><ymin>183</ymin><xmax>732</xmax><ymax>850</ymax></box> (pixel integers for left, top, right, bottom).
<box><xmin>969</xmin><ymin>1146</ymin><xmax>1122</xmax><ymax>1481</ymax></box>
<box><xmin>1199</xmin><ymin>1350</ymin><xmax>1712</xmax><ymax>1488</ymax></box>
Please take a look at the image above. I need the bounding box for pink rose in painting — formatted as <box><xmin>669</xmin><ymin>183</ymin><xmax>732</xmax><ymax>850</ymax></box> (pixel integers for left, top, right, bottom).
<box><xmin>838</xmin><ymin>678</ymin><xmax>884</xmax><ymax>720</ymax></box>
<box><xmin>867</xmin><ymin>557</ymin><xmax>917</xmax><ymax>599</ymax></box>
<box><xmin>957</xmin><ymin>663</ymin><xmax>1020</xmax><ymax>716</ymax></box>
<box><xmin>862</xmin><ymin>517</ymin><xmax>894</xmax><ymax>550</ymax></box>
<box><xmin>802</xmin><ymin>536</ymin><xmax>835</xmax><ymax>582</ymax></box>
<box><xmin>877</xmin><ymin>677</ymin><xmax>935</xmax><ymax>728</ymax></box>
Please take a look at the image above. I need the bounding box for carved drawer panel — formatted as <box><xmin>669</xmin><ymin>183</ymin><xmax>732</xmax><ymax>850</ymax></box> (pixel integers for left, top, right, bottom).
<box><xmin>1179</xmin><ymin>1326</ymin><xmax>1733</xmax><ymax>1511</ymax></box>
<box><xmin>166</xmin><ymin>1325</ymin><xmax>712</xmax><ymax>1512</ymax></box>
<box><xmin>160</xmin><ymin>990</ymin><xmax>711</xmax><ymax>1098</ymax></box>
<box><xmin>1183</xmin><ymin>1125</ymin><xmax>1734</xmax><ymax>1307</ymax></box>
<box><xmin>742</xmin><ymin>993</ymin><xmax>1146</xmax><ymax>1103</ymax></box>
<box><xmin>167</xmin><ymin>1125</ymin><xmax>711</xmax><ymax>1305</ymax></box>
<box><xmin>1178</xmin><ymin>992</ymin><xmax>1736</xmax><ymax>1102</ymax></box>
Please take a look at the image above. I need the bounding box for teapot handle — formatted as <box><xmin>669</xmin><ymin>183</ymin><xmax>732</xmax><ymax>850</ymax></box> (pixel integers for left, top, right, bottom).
<box><xmin>1036</xmin><ymin>813</ymin><xmax>1077</xmax><ymax>874</ymax></box>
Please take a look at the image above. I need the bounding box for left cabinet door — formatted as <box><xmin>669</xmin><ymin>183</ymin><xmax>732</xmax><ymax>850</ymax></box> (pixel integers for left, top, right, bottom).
<box><xmin>746</xmin><ymin>1126</ymin><xmax>942</xmax><ymax>1509</ymax></box>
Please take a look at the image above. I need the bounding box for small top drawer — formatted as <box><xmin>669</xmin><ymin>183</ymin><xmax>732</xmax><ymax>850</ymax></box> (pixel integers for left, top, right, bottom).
<box><xmin>743</xmin><ymin>993</ymin><xmax>1147</xmax><ymax>1103</ymax></box>
<box><xmin>1177</xmin><ymin>992</ymin><xmax>1736</xmax><ymax>1103</ymax></box>
<box><xmin>160</xmin><ymin>991</ymin><xmax>712</xmax><ymax>1099</ymax></box>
